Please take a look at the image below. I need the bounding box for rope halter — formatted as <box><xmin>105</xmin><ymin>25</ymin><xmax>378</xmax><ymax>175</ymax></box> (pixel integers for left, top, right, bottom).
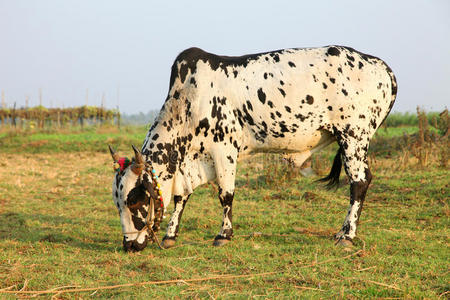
<box><xmin>109</xmin><ymin>144</ymin><xmax>165</xmax><ymax>249</ymax></box>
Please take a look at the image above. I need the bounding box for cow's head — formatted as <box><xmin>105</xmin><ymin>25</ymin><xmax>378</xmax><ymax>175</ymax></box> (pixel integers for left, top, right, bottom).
<box><xmin>109</xmin><ymin>145</ymin><xmax>164</xmax><ymax>252</ymax></box>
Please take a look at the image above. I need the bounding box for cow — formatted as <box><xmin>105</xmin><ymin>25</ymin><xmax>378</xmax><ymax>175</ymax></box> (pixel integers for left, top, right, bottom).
<box><xmin>109</xmin><ymin>45</ymin><xmax>397</xmax><ymax>252</ymax></box>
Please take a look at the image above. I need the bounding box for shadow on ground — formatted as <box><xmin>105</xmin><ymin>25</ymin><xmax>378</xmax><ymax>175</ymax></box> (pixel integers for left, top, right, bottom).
<box><xmin>0</xmin><ymin>212</ymin><xmax>118</xmax><ymax>251</ymax></box>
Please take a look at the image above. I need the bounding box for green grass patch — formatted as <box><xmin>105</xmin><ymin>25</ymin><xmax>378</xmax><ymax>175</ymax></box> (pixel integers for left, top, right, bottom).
<box><xmin>0</xmin><ymin>126</ymin><xmax>147</xmax><ymax>153</ymax></box>
<box><xmin>373</xmin><ymin>126</ymin><xmax>419</xmax><ymax>138</ymax></box>
<box><xmin>384</xmin><ymin>111</ymin><xmax>444</xmax><ymax>127</ymax></box>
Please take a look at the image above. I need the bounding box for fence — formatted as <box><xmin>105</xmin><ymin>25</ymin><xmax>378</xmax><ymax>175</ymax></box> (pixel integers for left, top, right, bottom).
<box><xmin>0</xmin><ymin>105</ymin><xmax>121</xmax><ymax>129</ymax></box>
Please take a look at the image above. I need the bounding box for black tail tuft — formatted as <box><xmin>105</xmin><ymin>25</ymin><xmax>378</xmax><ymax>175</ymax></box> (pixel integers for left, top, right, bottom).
<box><xmin>317</xmin><ymin>147</ymin><xmax>343</xmax><ymax>189</ymax></box>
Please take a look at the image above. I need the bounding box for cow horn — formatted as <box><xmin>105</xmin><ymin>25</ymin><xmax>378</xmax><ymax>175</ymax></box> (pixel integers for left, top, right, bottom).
<box><xmin>131</xmin><ymin>145</ymin><xmax>145</xmax><ymax>175</ymax></box>
<box><xmin>108</xmin><ymin>145</ymin><xmax>120</xmax><ymax>163</ymax></box>
<box><xmin>132</xmin><ymin>145</ymin><xmax>145</xmax><ymax>164</ymax></box>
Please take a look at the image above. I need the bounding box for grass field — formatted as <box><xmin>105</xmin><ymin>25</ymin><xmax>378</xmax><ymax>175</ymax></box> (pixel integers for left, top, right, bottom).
<box><xmin>0</xmin><ymin>125</ymin><xmax>448</xmax><ymax>298</ymax></box>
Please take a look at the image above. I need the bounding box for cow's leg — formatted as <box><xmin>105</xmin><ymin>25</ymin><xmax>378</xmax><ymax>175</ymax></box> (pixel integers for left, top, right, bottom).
<box><xmin>213</xmin><ymin>189</ymin><xmax>235</xmax><ymax>246</ymax></box>
<box><xmin>212</xmin><ymin>149</ymin><xmax>237</xmax><ymax>246</ymax></box>
<box><xmin>162</xmin><ymin>194</ymin><xmax>190</xmax><ymax>248</ymax></box>
<box><xmin>336</xmin><ymin>138</ymin><xmax>372</xmax><ymax>246</ymax></box>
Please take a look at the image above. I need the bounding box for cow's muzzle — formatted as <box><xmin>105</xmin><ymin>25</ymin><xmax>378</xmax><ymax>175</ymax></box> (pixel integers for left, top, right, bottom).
<box><xmin>123</xmin><ymin>236</ymin><xmax>149</xmax><ymax>252</ymax></box>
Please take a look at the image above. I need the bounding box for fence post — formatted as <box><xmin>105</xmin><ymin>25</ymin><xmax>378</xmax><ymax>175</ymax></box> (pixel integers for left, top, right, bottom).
<box><xmin>12</xmin><ymin>102</ymin><xmax>16</xmax><ymax>128</ymax></box>
<box><xmin>80</xmin><ymin>107</ymin><xmax>84</xmax><ymax>129</ymax></box>
<box><xmin>1</xmin><ymin>91</ymin><xmax>5</xmax><ymax>128</ymax></box>
<box><xmin>117</xmin><ymin>108</ymin><xmax>121</xmax><ymax>130</ymax></box>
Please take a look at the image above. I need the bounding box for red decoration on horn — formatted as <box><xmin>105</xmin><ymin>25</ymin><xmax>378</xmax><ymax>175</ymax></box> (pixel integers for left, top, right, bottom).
<box><xmin>116</xmin><ymin>157</ymin><xmax>131</xmax><ymax>172</ymax></box>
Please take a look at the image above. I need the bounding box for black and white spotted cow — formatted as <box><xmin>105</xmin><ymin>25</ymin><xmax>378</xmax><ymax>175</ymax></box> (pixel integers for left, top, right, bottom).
<box><xmin>111</xmin><ymin>45</ymin><xmax>397</xmax><ymax>252</ymax></box>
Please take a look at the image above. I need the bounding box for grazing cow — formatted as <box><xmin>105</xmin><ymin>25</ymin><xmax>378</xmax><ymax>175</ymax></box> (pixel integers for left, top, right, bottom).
<box><xmin>110</xmin><ymin>45</ymin><xmax>397</xmax><ymax>252</ymax></box>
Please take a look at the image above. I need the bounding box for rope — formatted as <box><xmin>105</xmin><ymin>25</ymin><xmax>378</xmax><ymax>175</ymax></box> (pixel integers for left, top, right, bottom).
<box><xmin>123</xmin><ymin>196</ymin><xmax>165</xmax><ymax>250</ymax></box>
<box><xmin>0</xmin><ymin>272</ymin><xmax>278</xmax><ymax>295</ymax></box>
<box><xmin>148</xmin><ymin>226</ymin><xmax>165</xmax><ymax>250</ymax></box>
<box><xmin>0</xmin><ymin>248</ymin><xmax>365</xmax><ymax>296</ymax></box>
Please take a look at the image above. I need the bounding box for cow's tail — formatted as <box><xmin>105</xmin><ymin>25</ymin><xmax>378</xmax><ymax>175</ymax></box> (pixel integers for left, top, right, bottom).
<box><xmin>317</xmin><ymin>147</ymin><xmax>342</xmax><ymax>189</ymax></box>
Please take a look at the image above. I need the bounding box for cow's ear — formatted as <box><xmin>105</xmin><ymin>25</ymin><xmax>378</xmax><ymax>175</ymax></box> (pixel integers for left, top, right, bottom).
<box><xmin>109</xmin><ymin>145</ymin><xmax>120</xmax><ymax>163</ymax></box>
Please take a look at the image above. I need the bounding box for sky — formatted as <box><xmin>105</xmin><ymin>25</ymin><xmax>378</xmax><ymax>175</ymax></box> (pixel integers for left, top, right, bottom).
<box><xmin>0</xmin><ymin>0</ymin><xmax>449</xmax><ymax>114</ymax></box>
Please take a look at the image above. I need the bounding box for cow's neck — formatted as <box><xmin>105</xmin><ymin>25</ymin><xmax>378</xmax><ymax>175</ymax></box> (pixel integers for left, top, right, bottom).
<box><xmin>142</xmin><ymin>98</ymin><xmax>194</xmax><ymax>207</ymax></box>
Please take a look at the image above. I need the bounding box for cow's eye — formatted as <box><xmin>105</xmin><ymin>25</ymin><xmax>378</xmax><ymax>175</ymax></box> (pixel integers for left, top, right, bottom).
<box><xmin>127</xmin><ymin>185</ymin><xmax>147</xmax><ymax>208</ymax></box>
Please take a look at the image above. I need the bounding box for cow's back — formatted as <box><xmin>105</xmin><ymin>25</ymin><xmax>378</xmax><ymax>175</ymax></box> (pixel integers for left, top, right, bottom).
<box><xmin>163</xmin><ymin>46</ymin><xmax>396</xmax><ymax>153</ymax></box>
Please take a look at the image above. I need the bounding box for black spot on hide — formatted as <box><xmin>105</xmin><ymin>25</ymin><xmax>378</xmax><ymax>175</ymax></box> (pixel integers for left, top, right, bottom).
<box><xmin>327</xmin><ymin>47</ymin><xmax>341</xmax><ymax>56</ymax></box>
<box><xmin>257</xmin><ymin>88</ymin><xmax>266</xmax><ymax>104</ymax></box>
<box><xmin>195</xmin><ymin>118</ymin><xmax>210</xmax><ymax>137</ymax></box>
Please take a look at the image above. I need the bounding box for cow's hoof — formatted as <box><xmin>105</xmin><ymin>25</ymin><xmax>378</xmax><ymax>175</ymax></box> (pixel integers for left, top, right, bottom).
<box><xmin>161</xmin><ymin>238</ymin><xmax>176</xmax><ymax>249</ymax></box>
<box><xmin>213</xmin><ymin>238</ymin><xmax>230</xmax><ymax>247</ymax></box>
